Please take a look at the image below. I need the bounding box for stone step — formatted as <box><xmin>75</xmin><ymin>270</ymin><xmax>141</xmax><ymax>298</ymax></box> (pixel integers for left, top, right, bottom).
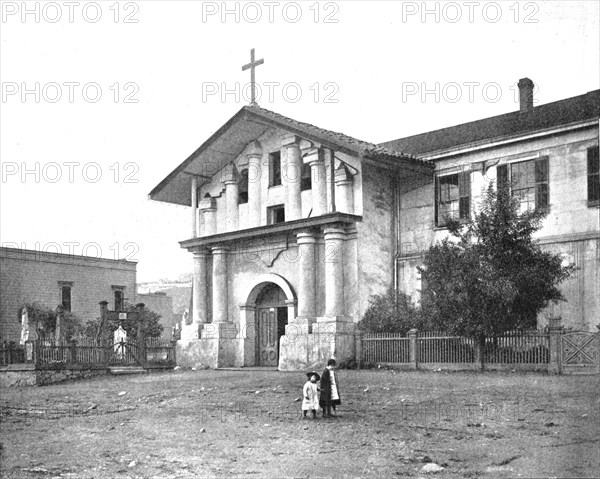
<box><xmin>109</xmin><ymin>366</ymin><xmax>147</xmax><ymax>375</ymax></box>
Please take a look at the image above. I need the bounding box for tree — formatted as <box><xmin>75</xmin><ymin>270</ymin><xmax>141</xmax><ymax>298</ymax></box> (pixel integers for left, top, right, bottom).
<box><xmin>419</xmin><ymin>182</ymin><xmax>575</xmax><ymax>343</ymax></box>
<box><xmin>84</xmin><ymin>302</ymin><xmax>164</xmax><ymax>340</ymax></box>
<box><xmin>358</xmin><ymin>290</ymin><xmax>429</xmax><ymax>335</ymax></box>
<box><xmin>20</xmin><ymin>302</ymin><xmax>84</xmax><ymax>341</ymax></box>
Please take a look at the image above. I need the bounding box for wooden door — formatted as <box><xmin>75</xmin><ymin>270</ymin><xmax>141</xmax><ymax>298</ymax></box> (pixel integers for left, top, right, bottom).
<box><xmin>257</xmin><ymin>307</ymin><xmax>278</xmax><ymax>366</ymax></box>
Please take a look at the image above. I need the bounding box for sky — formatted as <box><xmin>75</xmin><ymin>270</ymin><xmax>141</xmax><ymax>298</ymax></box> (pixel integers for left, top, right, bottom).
<box><xmin>1</xmin><ymin>0</ymin><xmax>599</xmax><ymax>283</ymax></box>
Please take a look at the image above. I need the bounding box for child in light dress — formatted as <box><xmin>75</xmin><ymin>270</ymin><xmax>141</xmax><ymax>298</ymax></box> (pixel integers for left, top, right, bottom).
<box><xmin>302</xmin><ymin>372</ymin><xmax>320</xmax><ymax>419</ymax></box>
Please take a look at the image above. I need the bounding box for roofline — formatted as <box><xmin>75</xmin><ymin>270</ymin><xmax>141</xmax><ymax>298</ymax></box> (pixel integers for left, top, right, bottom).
<box><xmin>242</xmin><ymin>108</ymin><xmax>361</xmax><ymax>157</ymax></box>
<box><xmin>148</xmin><ymin>106</ymin><xmax>248</xmax><ymax>200</ymax></box>
<box><xmin>420</xmin><ymin>118</ymin><xmax>599</xmax><ymax>161</ymax></box>
<box><xmin>0</xmin><ymin>246</ymin><xmax>138</xmax><ymax>268</ymax></box>
<box><xmin>380</xmin><ymin>89</ymin><xmax>600</xmax><ymax>158</ymax></box>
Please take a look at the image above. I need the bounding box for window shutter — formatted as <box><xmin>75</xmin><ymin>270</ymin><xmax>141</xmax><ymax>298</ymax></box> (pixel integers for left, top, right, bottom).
<box><xmin>497</xmin><ymin>164</ymin><xmax>509</xmax><ymax>192</ymax></box>
<box><xmin>534</xmin><ymin>156</ymin><xmax>549</xmax><ymax>209</ymax></box>
<box><xmin>588</xmin><ymin>146</ymin><xmax>600</xmax><ymax>204</ymax></box>
<box><xmin>458</xmin><ymin>171</ymin><xmax>470</xmax><ymax>220</ymax></box>
<box><xmin>434</xmin><ymin>176</ymin><xmax>439</xmax><ymax>226</ymax></box>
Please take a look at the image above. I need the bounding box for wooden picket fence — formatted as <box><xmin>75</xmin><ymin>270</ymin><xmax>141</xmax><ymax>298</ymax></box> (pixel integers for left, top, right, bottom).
<box><xmin>483</xmin><ymin>332</ymin><xmax>549</xmax><ymax>363</ymax></box>
<box><xmin>361</xmin><ymin>330</ymin><xmax>550</xmax><ymax>368</ymax></box>
<box><xmin>0</xmin><ymin>337</ymin><xmax>176</xmax><ymax>368</ymax></box>
<box><xmin>362</xmin><ymin>333</ymin><xmax>410</xmax><ymax>363</ymax></box>
<box><xmin>0</xmin><ymin>342</ymin><xmax>26</xmax><ymax>365</ymax></box>
<box><xmin>146</xmin><ymin>337</ymin><xmax>177</xmax><ymax>364</ymax></box>
<box><xmin>417</xmin><ymin>335</ymin><xmax>476</xmax><ymax>363</ymax></box>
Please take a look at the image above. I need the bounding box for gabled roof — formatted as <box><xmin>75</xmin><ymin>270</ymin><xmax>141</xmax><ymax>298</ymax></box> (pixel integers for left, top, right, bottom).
<box><xmin>150</xmin><ymin>105</ymin><xmax>432</xmax><ymax>206</ymax></box>
<box><xmin>246</xmin><ymin>105</ymin><xmax>423</xmax><ymax>163</ymax></box>
<box><xmin>380</xmin><ymin>89</ymin><xmax>600</xmax><ymax>157</ymax></box>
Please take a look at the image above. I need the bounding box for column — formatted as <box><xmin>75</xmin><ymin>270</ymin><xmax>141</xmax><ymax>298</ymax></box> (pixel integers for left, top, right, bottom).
<box><xmin>191</xmin><ymin>175</ymin><xmax>198</xmax><ymax>238</ymax></box>
<box><xmin>199</xmin><ymin>195</ymin><xmax>217</xmax><ymax>236</ymax></box>
<box><xmin>212</xmin><ymin>246</ymin><xmax>229</xmax><ymax>323</ymax></box>
<box><xmin>297</xmin><ymin>231</ymin><xmax>316</xmax><ymax>317</ymax></box>
<box><xmin>323</xmin><ymin>226</ymin><xmax>345</xmax><ymax>317</ymax></box>
<box><xmin>306</xmin><ymin>147</ymin><xmax>327</xmax><ymax>216</ymax></box>
<box><xmin>192</xmin><ymin>249</ymin><xmax>209</xmax><ymax>327</ymax></box>
<box><xmin>324</xmin><ymin>147</ymin><xmax>335</xmax><ymax>213</ymax></box>
<box><xmin>246</xmin><ymin>141</ymin><xmax>263</xmax><ymax>227</ymax></box>
<box><xmin>335</xmin><ymin>164</ymin><xmax>354</xmax><ymax>214</ymax></box>
<box><xmin>283</xmin><ymin>135</ymin><xmax>302</xmax><ymax>221</ymax></box>
<box><xmin>223</xmin><ymin>164</ymin><xmax>239</xmax><ymax>232</ymax></box>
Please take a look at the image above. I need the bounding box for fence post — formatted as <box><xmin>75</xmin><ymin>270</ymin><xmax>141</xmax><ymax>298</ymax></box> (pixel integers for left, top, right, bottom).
<box><xmin>24</xmin><ymin>340</ymin><xmax>33</xmax><ymax>363</ymax></box>
<box><xmin>548</xmin><ymin>318</ymin><xmax>563</xmax><ymax>375</ymax></box>
<box><xmin>33</xmin><ymin>340</ymin><xmax>40</xmax><ymax>368</ymax></box>
<box><xmin>99</xmin><ymin>300</ymin><xmax>110</xmax><ymax>367</ymax></box>
<box><xmin>355</xmin><ymin>331</ymin><xmax>363</xmax><ymax>368</ymax></box>
<box><xmin>136</xmin><ymin>303</ymin><xmax>147</xmax><ymax>366</ymax></box>
<box><xmin>474</xmin><ymin>337</ymin><xmax>482</xmax><ymax>370</ymax></box>
<box><xmin>409</xmin><ymin>329</ymin><xmax>418</xmax><ymax>370</ymax></box>
<box><xmin>70</xmin><ymin>339</ymin><xmax>77</xmax><ymax>364</ymax></box>
<box><xmin>170</xmin><ymin>340</ymin><xmax>177</xmax><ymax>365</ymax></box>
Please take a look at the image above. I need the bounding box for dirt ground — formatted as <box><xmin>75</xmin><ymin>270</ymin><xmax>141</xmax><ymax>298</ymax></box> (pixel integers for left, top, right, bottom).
<box><xmin>0</xmin><ymin>368</ymin><xmax>598</xmax><ymax>478</ymax></box>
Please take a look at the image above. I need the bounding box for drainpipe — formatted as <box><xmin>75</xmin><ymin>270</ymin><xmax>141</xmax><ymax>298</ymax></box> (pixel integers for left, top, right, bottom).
<box><xmin>393</xmin><ymin>180</ymin><xmax>401</xmax><ymax>299</ymax></box>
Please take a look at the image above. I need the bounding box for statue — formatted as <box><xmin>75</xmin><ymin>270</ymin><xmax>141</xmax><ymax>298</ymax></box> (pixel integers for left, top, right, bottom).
<box><xmin>20</xmin><ymin>307</ymin><xmax>37</xmax><ymax>361</ymax></box>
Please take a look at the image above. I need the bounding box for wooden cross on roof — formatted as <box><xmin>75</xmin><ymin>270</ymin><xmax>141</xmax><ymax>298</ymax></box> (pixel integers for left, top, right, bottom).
<box><xmin>242</xmin><ymin>48</ymin><xmax>264</xmax><ymax>106</ymax></box>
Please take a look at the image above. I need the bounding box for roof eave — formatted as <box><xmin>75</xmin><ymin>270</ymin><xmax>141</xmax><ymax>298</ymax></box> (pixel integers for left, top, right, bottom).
<box><xmin>148</xmin><ymin>105</ymin><xmax>249</xmax><ymax>202</ymax></box>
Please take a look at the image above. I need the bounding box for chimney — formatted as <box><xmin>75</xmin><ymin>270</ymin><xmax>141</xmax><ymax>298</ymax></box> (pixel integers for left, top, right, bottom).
<box><xmin>518</xmin><ymin>77</ymin><xmax>534</xmax><ymax>113</ymax></box>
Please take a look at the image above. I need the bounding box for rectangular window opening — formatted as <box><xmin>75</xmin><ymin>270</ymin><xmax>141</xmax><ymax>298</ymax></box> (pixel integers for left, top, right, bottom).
<box><xmin>499</xmin><ymin>157</ymin><xmax>549</xmax><ymax>213</ymax></box>
<box><xmin>300</xmin><ymin>163</ymin><xmax>312</xmax><ymax>191</ymax></box>
<box><xmin>435</xmin><ymin>171</ymin><xmax>470</xmax><ymax>227</ymax></box>
<box><xmin>239</xmin><ymin>168</ymin><xmax>249</xmax><ymax>204</ymax></box>
<box><xmin>59</xmin><ymin>283</ymin><xmax>72</xmax><ymax>312</ymax></box>
<box><xmin>269</xmin><ymin>151</ymin><xmax>282</xmax><ymax>187</ymax></box>
<box><xmin>267</xmin><ymin>204</ymin><xmax>285</xmax><ymax>225</ymax></box>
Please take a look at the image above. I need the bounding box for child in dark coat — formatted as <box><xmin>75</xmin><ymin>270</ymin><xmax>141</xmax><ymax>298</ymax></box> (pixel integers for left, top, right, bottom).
<box><xmin>319</xmin><ymin>359</ymin><xmax>341</xmax><ymax>417</ymax></box>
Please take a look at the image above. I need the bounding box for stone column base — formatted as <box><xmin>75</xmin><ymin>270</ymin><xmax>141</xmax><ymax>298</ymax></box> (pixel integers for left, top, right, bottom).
<box><xmin>278</xmin><ymin>317</ymin><xmax>357</xmax><ymax>371</ymax></box>
<box><xmin>285</xmin><ymin>316</ymin><xmax>317</xmax><ymax>335</ymax></box>
<box><xmin>180</xmin><ymin>322</ymin><xmax>201</xmax><ymax>341</ymax></box>
<box><xmin>176</xmin><ymin>323</ymin><xmax>240</xmax><ymax>368</ymax></box>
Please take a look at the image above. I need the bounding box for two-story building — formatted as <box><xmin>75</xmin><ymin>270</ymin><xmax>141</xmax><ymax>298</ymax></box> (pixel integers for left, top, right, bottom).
<box><xmin>0</xmin><ymin>246</ymin><xmax>137</xmax><ymax>342</ymax></box>
<box><xmin>150</xmin><ymin>78</ymin><xmax>599</xmax><ymax>369</ymax></box>
<box><xmin>383</xmin><ymin>79</ymin><xmax>599</xmax><ymax>333</ymax></box>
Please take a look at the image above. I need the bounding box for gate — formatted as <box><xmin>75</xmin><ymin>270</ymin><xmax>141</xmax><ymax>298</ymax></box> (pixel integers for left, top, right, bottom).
<box><xmin>560</xmin><ymin>331</ymin><xmax>599</xmax><ymax>374</ymax></box>
<box><xmin>108</xmin><ymin>338</ymin><xmax>141</xmax><ymax>366</ymax></box>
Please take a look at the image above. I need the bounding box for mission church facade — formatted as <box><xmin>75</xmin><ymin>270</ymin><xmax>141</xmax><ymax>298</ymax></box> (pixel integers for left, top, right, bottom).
<box><xmin>150</xmin><ymin>76</ymin><xmax>600</xmax><ymax>369</ymax></box>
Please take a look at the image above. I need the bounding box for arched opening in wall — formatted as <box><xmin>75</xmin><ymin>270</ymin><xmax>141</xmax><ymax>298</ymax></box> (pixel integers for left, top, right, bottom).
<box><xmin>255</xmin><ymin>283</ymin><xmax>288</xmax><ymax>367</ymax></box>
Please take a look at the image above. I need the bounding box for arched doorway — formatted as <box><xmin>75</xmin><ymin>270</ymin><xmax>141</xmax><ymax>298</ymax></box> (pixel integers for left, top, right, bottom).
<box><xmin>255</xmin><ymin>283</ymin><xmax>289</xmax><ymax>366</ymax></box>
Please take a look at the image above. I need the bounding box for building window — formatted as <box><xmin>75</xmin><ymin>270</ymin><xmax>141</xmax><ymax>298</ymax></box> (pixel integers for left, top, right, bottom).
<box><xmin>267</xmin><ymin>204</ymin><xmax>285</xmax><ymax>224</ymax></box>
<box><xmin>112</xmin><ymin>287</ymin><xmax>125</xmax><ymax>311</ymax></box>
<box><xmin>300</xmin><ymin>163</ymin><xmax>312</xmax><ymax>191</ymax></box>
<box><xmin>239</xmin><ymin>169</ymin><xmax>249</xmax><ymax>204</ymax></box>
<box><xmin>588</xmin><ymin>146</ymin><xmax>599</xmax><ymax>206</ymax></box>
<box><xmin>59</xmin><ymin>282</ymin><xmax>72</xmax><ymax>312</ymax></box>
<box><xmin>269</xmin><ymin>151</ymin><xmax>282</xmax><ymax>187</ymax></box>
<box><xmin>435</xmin><ymin>171</ymin><xmax>470</xmax><ymax>227</ymax></box>
<box><xmin>497</xmin><ymin>157</ymin><xmax>549</xmax><ymax>213</ymax></box>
